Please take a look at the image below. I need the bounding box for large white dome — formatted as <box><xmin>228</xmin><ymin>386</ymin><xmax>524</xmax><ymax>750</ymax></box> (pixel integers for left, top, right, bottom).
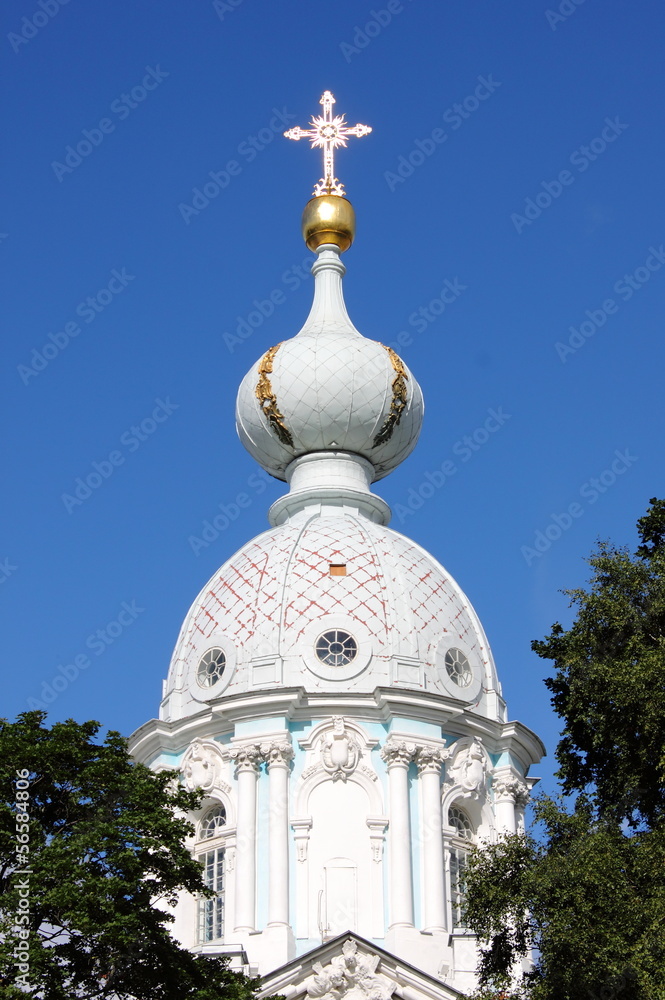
<box><xmin>160</xmin><ymin>506</ymin><xmax>504</xmax><ymax>724</ymax></box>
<box><xmin>236</xmin><ymin>248</ymin><xmax>423</xmax><ymax>482</ymax></box>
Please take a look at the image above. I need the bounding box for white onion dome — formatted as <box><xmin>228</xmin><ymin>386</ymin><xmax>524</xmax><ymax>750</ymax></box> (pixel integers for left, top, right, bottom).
<box><xmin>236</xmin><ymin>246</ymin><xmax>424</xmax><ymax>483</ymax></box>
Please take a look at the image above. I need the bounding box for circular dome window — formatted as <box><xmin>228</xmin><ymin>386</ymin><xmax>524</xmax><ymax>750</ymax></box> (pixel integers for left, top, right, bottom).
<box><xmin>445</xmin><ymin>648</ymin><xmax>473</xmax><ymax>688</ymax></box>
<box><xmin>315</xmin><ymin>630</ymin><xmax>358</xmax><ymax>667</ymax></box>
<box><xmin>197</xmin><ymin>648</ymin><xmax>226</xmax><ymax>688</ymax></box>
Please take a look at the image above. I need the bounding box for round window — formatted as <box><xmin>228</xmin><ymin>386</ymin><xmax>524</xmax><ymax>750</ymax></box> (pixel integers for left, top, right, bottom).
<box><xmin>445</xmin><ymin>648</ymin><xmax>473</xmax><ymax>688</ymax></box>
<box><xmin>200</xmin><ymin>805</ymin><xmax>226</xmax><ymax>839</ymax></box>
<box><xmin>315</xmin><ymin>630</ymin><xmax>358</xmax><ymax>667</ymax></box>
<box><xmin>197</xmin><ymin>648</ymin><xmax>226</xmax><ymax>688</ymax></box>
<box><xmin>448</xmin><ymin>805</ymin><xmax>474</xmax><ymax>840</ymax></box>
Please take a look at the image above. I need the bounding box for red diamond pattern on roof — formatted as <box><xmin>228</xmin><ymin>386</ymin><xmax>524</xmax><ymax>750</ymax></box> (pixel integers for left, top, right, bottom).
<box><xmin>164</xmin><ymin>511</ymin><xmax>494</xmax><ymax>716</ymax></box>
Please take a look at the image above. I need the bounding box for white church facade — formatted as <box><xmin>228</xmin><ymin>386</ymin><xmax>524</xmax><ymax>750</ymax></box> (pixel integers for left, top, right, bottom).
<box><xmin>130</xmin><ymin>92</ymin><xmax>544</xmax><ymax>999</ymax></box>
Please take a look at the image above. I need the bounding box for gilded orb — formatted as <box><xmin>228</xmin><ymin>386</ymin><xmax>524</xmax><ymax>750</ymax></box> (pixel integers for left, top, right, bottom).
<box><xmin>302</xmin><ymin>195</ymin><xmax>356</xmax><ymax>252</ymax></box>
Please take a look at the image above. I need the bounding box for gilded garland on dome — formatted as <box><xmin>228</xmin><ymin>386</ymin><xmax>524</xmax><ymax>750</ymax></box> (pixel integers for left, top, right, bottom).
<box><xmin>284</xmin><ymin>90</ymin><xmax>372</xmax><ymax>198</ymax></box>
<box><xmin>373</xmin><ymin>346</ymin><xmax>409</xmax><ymax>448</ymax></box>
<box><xmin>255</xmin><ymin>343</ymin><xmax>293</xmax><ymax>446</ymax></box>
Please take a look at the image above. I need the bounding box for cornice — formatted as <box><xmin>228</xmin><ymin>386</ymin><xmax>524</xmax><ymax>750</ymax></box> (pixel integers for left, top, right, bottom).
<box><xmin>130</xmin><ymin>685</ymin><xmax>545</xmax><ymax>770</ymax></box>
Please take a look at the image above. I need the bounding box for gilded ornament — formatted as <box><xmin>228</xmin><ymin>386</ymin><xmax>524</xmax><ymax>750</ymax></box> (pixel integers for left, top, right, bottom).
<box><xmin>255</xmin><ymin>343</ymin><xmax>293</xmax><ymax>446</ymax></box>
<box><xmin>373</xmin><ymin>345</ymin><xmax>409</xmax><ymax>448</ymax></box>
<box><xmin>301</xmin><ymin>194</ymin><xmax>355</xmax><ymax>252</ymax></box>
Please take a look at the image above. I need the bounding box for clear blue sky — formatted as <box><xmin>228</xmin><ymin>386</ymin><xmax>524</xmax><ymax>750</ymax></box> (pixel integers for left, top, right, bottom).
<box><xmin>3</xmin><ymin>0</ymin><xmax>664</xmax><ymax>797</ymax></box>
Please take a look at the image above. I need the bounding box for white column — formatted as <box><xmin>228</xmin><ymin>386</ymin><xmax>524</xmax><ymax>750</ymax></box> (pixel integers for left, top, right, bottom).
<box><xmin>261</xmin><ymin>740</ymin><xmax>294</xmax><ymax>927</ymax></box>
<box><xmin>416</xmin><ymin>746</ymin><xmax>446</xmax><ymax>933</ymax></box>
<box><xmin>493</xmin><ymin>774</ymin><xmax>528</xmax><ymax>834</ymax></box>
<box><xmin>381</xmin><ymin>741</ymin><xmax>416</xmax><ymax>928</ymax></box>
<box><xmin>231</xmin><ymin>745</ymin><xmax>261</xmax><ymax>933</ymax></box>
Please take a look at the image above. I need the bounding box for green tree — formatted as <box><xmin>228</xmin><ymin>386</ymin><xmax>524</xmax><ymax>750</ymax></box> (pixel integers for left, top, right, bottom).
<box><xmin>0</xmin><ymin>712</ymin><xmax>270</xmax><ymax>1000</ymax></box>
<box><xmin>464</xmin><ymin>499</ymin><xmax>665</xmax><ymax>1000</ymax></box>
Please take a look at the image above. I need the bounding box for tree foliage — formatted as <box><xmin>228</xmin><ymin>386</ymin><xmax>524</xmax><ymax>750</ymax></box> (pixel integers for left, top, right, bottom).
<box><xmin>536</xmin><ymin>496</ymin><xmax>665</xmax><ymax>829</ymax></box>
<box><xmin>464</xmin><ymin>499</ymin><xmax>665</xmax><ymax>1000</ymax></box>
<box><xmin>0</xmin><ymin>712</ymin><xmax>269</xmax><ymax>1000</ymax></box>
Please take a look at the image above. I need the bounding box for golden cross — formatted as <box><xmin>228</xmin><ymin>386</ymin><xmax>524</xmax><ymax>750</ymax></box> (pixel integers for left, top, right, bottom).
<box><xmin>284</xmin><ymin>91</ymin><xmax>372</xmax><ymax>197</ymax></box>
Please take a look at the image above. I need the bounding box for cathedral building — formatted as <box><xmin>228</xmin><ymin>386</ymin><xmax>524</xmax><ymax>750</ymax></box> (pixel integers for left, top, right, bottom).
<box><xmin>130</xmin><ymin>92</ymin><xmax>544</xmax><ymax>999</ymax></box>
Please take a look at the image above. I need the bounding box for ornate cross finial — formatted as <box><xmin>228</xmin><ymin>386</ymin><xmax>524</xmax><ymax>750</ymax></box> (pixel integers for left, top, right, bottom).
<box><xmin>284</xmin><ymin>90</ymin><xmax>372</xmax><ymax>198</ymax></box>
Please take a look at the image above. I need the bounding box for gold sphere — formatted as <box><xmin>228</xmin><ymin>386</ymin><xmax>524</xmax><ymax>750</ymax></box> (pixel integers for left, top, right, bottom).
<box><xmin>302</xmin><ymin>195</ymin><xmax>356</xmax><ymax>252</ymax></box>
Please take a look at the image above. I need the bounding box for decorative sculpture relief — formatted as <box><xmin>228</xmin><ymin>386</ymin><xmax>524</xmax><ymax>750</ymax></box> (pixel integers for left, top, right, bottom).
<box><xmin>255</xmin><ymin>343</ymin><xmax>293</xmax><ymax>446</ymax></box>
<box><xmin>415</xmin><ymin>744</ymin><xmax>448</xmax><ymax>775</ymax></box>
<box><xmin>445</xmin><ymin>738</ymin><xmax>487</xmax><ymax>799</ymax></box>
<box><xmin>320</xmin><ymin>717</ymin><xmax>361</xmax><ymax>781</ymax></box>
<box><xmin>305</xmin><ymin>939</ymin><xmax>396</xmax><ymax>1000</ymax></box>
<box><xmin>291</xmin><ymin>818</ymin><xmax>312</xmax><ymax>863</ymax></box>
<box><xmin>228</xmin><ymin>744</ymin><xmax>262</xmax><ymax>774</ymax></box>
<box><xmin>516</xmin><ymin>783</ymin><xmax>530</xmax><ymax>809</ymax></box>
<box><xmin>494</xmin><ymin>774</ymin><xmax>529</xmax><ymax>807</ymax></box>
<box><xmin>366</xmin><ymin>818</ymin><xmax>388</xmax><ymax>863</ymax></box>
<box><xmin>181</xmin><ymin>738</ymin><xmax>225</xmax><ymax>793</ymax></box>
<box><xmin>380</xmin><ymin>740</ymin><xmax>417</xmax><ymax>768</ymax></box>
<box><xmin>260</xmin><ymin>740</ymin><xmax>294</xmax><ymax>767</ymax></box>
<box><xmin>373</xmin><ymin>346</ymin><xmax>409</xmax><ymax>448</ymax></box>
<box><xmin>301</xmin><ymin>763</ymin><xmax>320</xmax><ymax>782</ymax></box>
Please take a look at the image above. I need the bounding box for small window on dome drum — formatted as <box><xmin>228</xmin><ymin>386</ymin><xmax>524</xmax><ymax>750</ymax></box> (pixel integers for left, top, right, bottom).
<box><xmin>329</xmin><ymin>564</ymin><xmax>346</xmax><ymax>576</ymax></box>
<box><xmin>197</xmin><ymin>648</ymin><xmax>226</xmax><ymax>688</ymax></box>
<box><xmin>315</xmin><ymin>629</ymin><xmax>357</xmax><ymax>666</ymax></box>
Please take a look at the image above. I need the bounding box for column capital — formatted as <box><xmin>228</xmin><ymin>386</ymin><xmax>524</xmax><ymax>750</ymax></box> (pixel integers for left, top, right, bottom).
<box><xmin>415</xmin><ymin>745</ymin><xmax>445</xmax><ymax>775</ymax></box>
<box><xmin>493</xmin><ymin>772</ymin><xmax>529</xmax><ymax>806</ymax></box>
<box><xmin>380</xmin><ymin>740</ymin><xmax>418</xmax><ymax>768</ymax></box>
<box><xmin>260</xmin><ymin>739</ymin><xmax>295</xmax><ymax>768</ymax></box>
<box><xmin>229</xmin><ymin>744</ymin><xmax>262</xmax><ymax>774</ymax></box>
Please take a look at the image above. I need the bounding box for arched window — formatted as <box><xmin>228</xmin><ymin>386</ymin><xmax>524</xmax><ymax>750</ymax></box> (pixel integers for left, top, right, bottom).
<box><xmin>448</xmin><ymin>805</ymin><xmax>474</xmax><ymax>841</ymax></box>
<box><xmin>199</xmin><ymin>805</ymin><xmax>226</xmax><ymax>839</ymax></box>
<box><xmin>446</xmin><ymin>804</ymin><xmax>475</xmax><ymax>929</ymax></box>
<box><xmin>197</xmin><ymin>804</ymin><xmax>228</xmax><ymax>943</ymax></box>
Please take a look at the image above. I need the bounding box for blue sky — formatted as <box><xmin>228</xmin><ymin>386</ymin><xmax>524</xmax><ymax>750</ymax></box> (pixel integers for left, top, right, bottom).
<box><xmin>3</xmin><ymin>0</ymin><xmax>663</xmax><ymax>797</ymax></box>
